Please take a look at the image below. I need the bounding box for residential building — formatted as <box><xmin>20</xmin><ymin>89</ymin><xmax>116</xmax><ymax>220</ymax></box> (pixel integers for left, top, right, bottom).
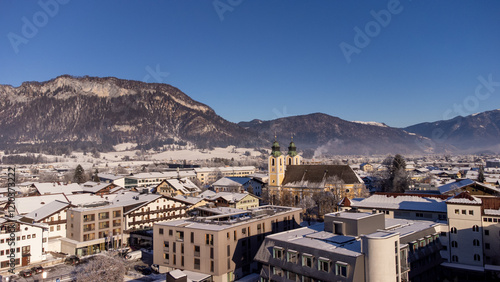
<box><xmin>0</xmin><ymin>216</ymin><xmax>49</xmax><ymax>269</ymax></box>
<box><xmin>255</xmin><ymin>211</ymin><xmax>446</xmax><ymax>282</ymax></box>
<box><xmin>211</xmin><ymin>177</ymin><xmax>263</xmax><ymax>197</ymax></box>
<box><xmin>339</xmin><ymin>193</ymin><xmax>448</xmax><ymax>221</ymax></box>
<box><xmin>155</xmin><ymin>178</ymin><xmax>202</xmax><ymax>197</ymax></box>
<box><xmin>194</xmin><ymin>167</ymin><xmax>256</xmax><ymax>185</ymax></box>
<box><xmin>153</xmin><ymin>205</ymin><xmax>302</xmax><ymax>282</ymax></box>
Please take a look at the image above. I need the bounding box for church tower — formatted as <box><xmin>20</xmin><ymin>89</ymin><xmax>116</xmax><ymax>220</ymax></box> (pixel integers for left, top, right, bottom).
<box><xmin>286</xmin><ymin>137</ymin><xmax>302</xmax><ymax>166</ymax></box>
<box><xmin>268</xmin><ymin>138</ymin><xmax>285</xmax><ymax>186</ymax></box>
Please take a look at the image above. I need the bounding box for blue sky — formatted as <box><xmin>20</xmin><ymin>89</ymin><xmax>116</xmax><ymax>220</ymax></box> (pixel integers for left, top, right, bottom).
<box><xmin>1</xmin><ymin>0</ymin><xmax>499</xmax><ymax>127</ymax></box>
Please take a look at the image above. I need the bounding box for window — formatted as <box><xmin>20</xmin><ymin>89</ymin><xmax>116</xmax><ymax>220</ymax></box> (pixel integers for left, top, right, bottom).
<box><xmin>273</xmin><ymin>247</ymin><xmax>283</xmax><ymax>259</ymax></box>
<box><xmin>273</xmin><ymin>266</ymin><xmax>284</xmax><ymax>277</ymax></box>
<box><xmin>452</xmin><ymin>255</ymin><xmax>458</xmax><ymax>262</ymax></box>
<box><xmin>227</xmin><ymin>245</ymin><xmax>230</xmax><ymax>256</ymax></box>
<box><xmin>485</xmin><ymin>229</ymin><xmax>490</xmax><ymax>236</ymax></box>
<box><xmin>335</xmin><ymin>262</ymin><xmax>348</xmax><ymax>277</ymax></box>
<box><xmin>450</xmin><ymin>227</ymin><xmax>457</xmax><ymax>234</ymax></box>
<box><xmin>98</xmin><ymin>212</ymin><xmax>109</xmax><ymax>220</ymax></box>
<box><xmin>473</xmin><ymin>239</ymin><xmax>480</xmax><ymax>246</ymax></box>
<box><xmin>191</xmin><ymin>232</ymin><xmax>194</xmax><ymax>243</ymax></box>
<box><xmin>194</xmin><ymin>245</ymin><xmax>200</xmax><ymax>257</ymax></box>
<box><xmin>206</xmin><ymin>234</ymin><xmax>214</xmax><ymax>245</ymax></box>
<box><xmin>474</xmin><ymin>254</ymin><xmax>481</xmax><ymax>261</ymax></box>
<box><xmin>50</xmin><ymin>226</ymin><xmax>54</xmax><ymax>232</ymax></box>
<box><xmin>176</xmin><ymin>231</ymin><xmax>184</xmax><ymax>241</ymax></box>
<box><xmin>302</xmin><ymin>254</ymin><xmax>313</xmax><ymax>268</ymax></box>
<box><xmin>462</xmin><ymin>210</ymin><xmax>466</xmax><ymax>215</ymax></box>
<box><xmin>113</xmin><ymin>210</ymin><xmax>121</xmax><ymax>218</ymax></box>
<box><xmin>164</xmin><ymin>253</ymin><xmax>169</xmax><ymax>263</ymax></box>
<box><xmin>210</xmin><ymin>260</ymin><xmax>214</xmax><ymax>272</ymax></box>
<box><xmin>472</xmin><ymin>225</ymin><xmax>479</xmax><ymax>232</ymax></box>
<box><xmin>163</xmin><ymin>241</ymin><xmax>169</xmax><ymax>251</ymax></box>
<box><xmin>455</xmin><ymin>209</ymin><xmax>459</xmax><ymax>214</ymax></box>
<box><xmin>159</xmin><ymin>228</ymin><xmax>163</xmax><ymax>235</ymax></box>
<box><xmin>173</xmin><ymin>242</ymin><xmax>176</xmax><ymax>252</ymax></box>
<box><xmin>210</xmin><ymin>247</ymin><xmax>214</xmax><ymax>259</ymax></box>
<box><xmin>194</xmin><ymin>258</ymin><xmax>200</xmax><ymax>270</ymax></box>
<box><xmin>181</xmin><ymin>243</ymin><xmax>184</xmax><ymax>254</ymax></box>
<box><xmin>99</xmin><ymin>221</ymin><xmax>109</xmax><ymax>229</ymax></box>
<box><xmin>485</xmin><ymin>243</ymin><xmax>490</xmax><ymax>249</ymax></box>
<box><xmin>469</xmin><ymin>210</ymin><xmax>474</xmax><ymax>215</ymax></box>
<box><xmin>318</xmin><ymin>258</ymin><xmax>330</xmax><ymax>272</ymax></box>
<box><xmin>287</xmin><ymin>250</ymin><xmax>298</xmax><ymax>263</ymax></box>
<box><xmin>287</xmin><ymin>271</ymin><xmax>297</xmax><ymax>281</ymax></box>
<box><xmin>451</xmin><ymin>241</ymin><xmax>458</xmax><ymax>248</ymax></box>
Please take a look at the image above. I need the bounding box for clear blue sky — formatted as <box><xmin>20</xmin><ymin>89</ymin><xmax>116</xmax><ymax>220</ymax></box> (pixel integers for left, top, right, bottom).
<box><xmin>1</xmin><ymin>0</ymin><xmax>499</xmax><ymax>127</ymax></box>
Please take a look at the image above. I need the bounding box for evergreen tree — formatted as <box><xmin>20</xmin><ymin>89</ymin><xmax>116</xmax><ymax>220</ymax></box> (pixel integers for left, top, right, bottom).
<box><xmin>390</xmin><ymin>154</ymin><xmax>409</xmax><ymax>193</ymax></box>
<box><xmin>92</xmin><ymin>169</ymin><xmax>100</xmax><ymax>182</ymax></box>
<box><xmin>478</xmin><ymin>166</ymin><xmax>485</xmax><ymax>183</ymax></box>
<box><xmin>73</xmin><ymin>164</ymin><xmax>86</xmax><ymax>184</ymax></box>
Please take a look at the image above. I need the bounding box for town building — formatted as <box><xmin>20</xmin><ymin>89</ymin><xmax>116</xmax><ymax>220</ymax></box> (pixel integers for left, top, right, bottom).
<box><xmin>194</xmin><ymin>167</ymin><xmax>256</xmax><ymax>185</ymax></box>
<box><xmin>153</xmin><ymin>205</ymin><xmax>302</xmax><ymax>282</ymax></box>
<box><xmin>0</xmin><ymin>216</ymin><xmax>49</xmax><ymax>269</ymax></box>
<box><xmin>255</xmin><ymin>211</ymin><xmax>446</xmax><ymax>282</ymax></box>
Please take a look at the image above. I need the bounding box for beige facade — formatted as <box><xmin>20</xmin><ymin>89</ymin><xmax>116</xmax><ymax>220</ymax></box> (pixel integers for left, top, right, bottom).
<box><xmin>195</xmin><ymin>167</ymin><xmax>256</xmax><ymax>185</ymax></box>
<box><xmin>62</xmin><ymin>204</ymin><xmax>127</xmax><ymax>256</ymax></box>
<box><xmin>153</xmin><ymin>206</ymin><xmax>302</xmax><ymax>282</ymax></box>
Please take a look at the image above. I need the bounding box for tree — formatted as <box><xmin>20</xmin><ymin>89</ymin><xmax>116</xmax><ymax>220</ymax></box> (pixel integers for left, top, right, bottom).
<box><xmin>91</xmin><ymin>169</ymin><xmax>100</xmax><ymax>182</ymax></box>
<box><xmin>73</xmin><ymin>164</ymin><xmax>86</xmax><ymax>184</ymax></box>
<box><xmin>478</xmin><ymin>166</ymin><xmax>485</xmax><ymax>183</ymax></box>
<box><xmin>72</xmin><ymin>252</ymin><xmax>125</xmax><ymax>282</ymax></box>
<box><xmin>384</xmin><ymin>154</ymin><xmax>410</xmax><ymax>193</ymax></box>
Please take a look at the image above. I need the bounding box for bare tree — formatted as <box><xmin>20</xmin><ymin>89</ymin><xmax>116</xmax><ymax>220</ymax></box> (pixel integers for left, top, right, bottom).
<box><xmin>39</xmin><ymin>172</ymin><xmax>59</xmax><ymax>182</ymax></box>
<box><xmin>72</xmin><ymin>252</ymin><xmax>125</xmax><ymax>282</ymax></box>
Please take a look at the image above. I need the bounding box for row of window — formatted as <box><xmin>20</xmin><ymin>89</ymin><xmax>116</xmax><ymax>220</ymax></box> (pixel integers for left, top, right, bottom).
<box><xmin>454</xmin><ymin>209</ymin><xmax>474</xmax><ymax>216</ymax></box>
<box><xmin>451</xmin><ymin>254</ymin><xmax>481</xmax><ymax>263</ymax></box>
<box><xmin>483</xmin><ymin>217</ymin><xmax>499</xmax><ymax>223</ymax></box>
<box><xmin>0</xmin><ymin>233</ymin><xmax>37</xmax><ymax>243</ymax></box>
<box><xmin>82</xmin><ymin>211</ymin><xmax>121</xmax><ymax>222</ymax></box>
<box><xmin>272</xmin><ymin>247</ymin><xmax>348</xmax><ymax>277</ymax></box>
<box><xmin>409</xmin><ymin>233</ymin><xmax>439</xmax><ymax>251</ymax></box>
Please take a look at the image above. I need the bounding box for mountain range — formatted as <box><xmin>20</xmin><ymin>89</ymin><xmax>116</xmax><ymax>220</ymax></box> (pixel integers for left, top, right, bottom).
<box><xmin>0</xmin><ymin>75</ymin><xmax>498</xmax><ymax>155</ymax></box>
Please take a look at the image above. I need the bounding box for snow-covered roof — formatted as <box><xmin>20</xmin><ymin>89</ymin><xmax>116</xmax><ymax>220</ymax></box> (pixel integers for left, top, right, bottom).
<box><xmin>97</xmin><ymin>173</ymin><xmax>126</xmax><ymax>181</ymax></box>
<box><xmin>65</xmin><ymin>193</ymin><xmax>117</xmax><ymax>206</ymax></box>
<box><xmin>24</xmin><ymin>200</ymin><xmax>73</xmax><ymax>221</ymax></box>
<box><xmin>15</xmin><ymin>194</ymin><xmax>69</xmax><ymax>214</ymax></box>
<box><xmin>131</xmin><ymin>171</ymin><xmax>195</xmax><ymax>179</ymax></box>
<box><xmin>34</xmin><ymin>182</ymin><xmax>83</xmax><ymax>195</ymax></box>
<box><xmin>212</xmin><ymin>177</ymin><xmax>250</xmax><ymax>187</ymax></box>
<box><xmin>446</xmin><ymin>192</ymin><xmax>482</xmax><ymax>205</ymax></box>
<box><xmin>166</xmin><ymin>178</ymin><xmax>201</xmax><ymax>194</ymax></box>
<box><xmin>172</xmin><ymin>195</ymin><xmax>204</xmax><ymax>205</ymax></box>
<box><xmin>438</xmin><ymin>179</ymin><xmax>475</xmax><ymax>194</ymax></box>
<box><xmin>80</xmin><ymin>182</ymin><xmax>115</xmax><ymax>193</ymax></box>
<box><xmin>199</xmin><ymin>190</ymin><xmax>216</xmax><ymax>199</ymax></box>
<box><xmin>207</xmin><ymin>192</ymin><xmax>253</xmax><ymax>203</ymax></box>
<box><xmin>351</xmin><ymin>194</ymin><xmax>448</xmax><ymax>213</ymax></box>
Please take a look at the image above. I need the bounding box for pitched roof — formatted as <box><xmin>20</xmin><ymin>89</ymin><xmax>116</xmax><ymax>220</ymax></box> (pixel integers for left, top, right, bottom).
<box><xmin>165</xmin><ymin>178</ymin><xmax>201</xmax><ymax>194</ymax></box>
<box><xmin>438</xmin><ymin>179</ymin><xmax>475</xmax><ymax>194</ymax></box>
<box><xmin>24</xmin><ymin>200</ymin><xmax>74</xmax><ymax>222</ymax></box>
<box><xmin>352</xmin><ymin>193</ymin><xmax>449</xmax><ymax>212</ymax></box>
<box><xmin>282</xmin><ymin>165</ymin><xmax>363</xmax><ymax>187</ymax></box>
<box><xmin>34</xmin><ymin>182</ymin><xmax>83</xmax><ymax>195</ymax></box>
<box><xmin>14</xmin><ymin>194</ymin><xmax>69</xmax><ymax>214</ymax></box>
<box><xmin>446</xmin><ymin>192</ymin><xmax>482</xmax><ymax>205</ymax></box>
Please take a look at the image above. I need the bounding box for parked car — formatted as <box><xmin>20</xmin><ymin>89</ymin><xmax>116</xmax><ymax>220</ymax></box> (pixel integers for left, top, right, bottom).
<box><xmin>151</xmin><ymin>264</ymin><xmax>160</xmax><ymax>273</ymax></box>
<box><xmin>31</xmin><ymin>265</ymin><xmax>44</xmax><ymax>274</ymax></box>
<box><xmin>65</xmin><ymin>255</ymin><xmax>80</xmax><ymax>265</ymax></box>
<box><xmin>19</xmin><ymin>269</ymin><xmax>33</xmax><ymax>278</ymax></box>
<box><xmin>135</xmin><ymin>265</ymin><xmax>152</xmax><ymax>275</ymax></box>
<box><xmin>125</xmin><ymin>250</ymin><xmax>142</xmax><ymax>260</ymax></box>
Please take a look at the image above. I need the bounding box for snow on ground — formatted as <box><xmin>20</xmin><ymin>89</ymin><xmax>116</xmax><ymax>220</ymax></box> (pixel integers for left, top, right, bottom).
<box><xmin>352</xmin><ymin>121</ymin><xmax>388</xmax><ymax>127</ymax></box>
<box><xmin>113</xmin><ymin>142</ymin><xmax>138</xmax><ymax>151</ymax></box>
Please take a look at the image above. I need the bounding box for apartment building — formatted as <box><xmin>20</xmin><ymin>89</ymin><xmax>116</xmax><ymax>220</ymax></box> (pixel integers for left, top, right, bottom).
<box><xmin>255</xmin><ymin>211</ymin><xmax>446</xmax><ymax>282</ymax></box>
<box><xmin>0</xmin><ymin>216</ymin><xmax>49</xmax><ymax>269</ymax></box>
<box><xmin>61</xmin><ymin>192</ymin><xmax>191</xmax><ymax>256</ymax></box>
<box><xmin>62</xmin><ymin>203</ymin><xmax>126</xmax><ymax>256</ymax></box>
<box><xmin>339</xmin><ymin>193</ymin><xmax>448</xmax><ymax>221</ymax></box>
<box><xmin>23</xmin><ymin>200</ymin><xmax>74</xmax><ymax>252</ymax></box>
<box><xmin>194</xmin><ymin>167</ymin><xmax>256</xmax><ymax>185</ymax></box>
<box><xmin>153</xmin><ymin>206</ymin><xmax>302</xmax><ymax>282</ymax></box>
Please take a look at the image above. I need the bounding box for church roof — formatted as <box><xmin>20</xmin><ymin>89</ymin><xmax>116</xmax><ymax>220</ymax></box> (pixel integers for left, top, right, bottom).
<box><xmin>281</xmin><ymin>165</ymin><xmax>363</xmax><ymax>187</ymax></box>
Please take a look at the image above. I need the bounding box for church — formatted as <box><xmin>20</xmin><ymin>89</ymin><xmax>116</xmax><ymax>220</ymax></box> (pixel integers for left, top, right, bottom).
<box><xmin>267</xmin><ymin>138</ymin><xmax>368</xmax><ymax>205</ymax></box>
